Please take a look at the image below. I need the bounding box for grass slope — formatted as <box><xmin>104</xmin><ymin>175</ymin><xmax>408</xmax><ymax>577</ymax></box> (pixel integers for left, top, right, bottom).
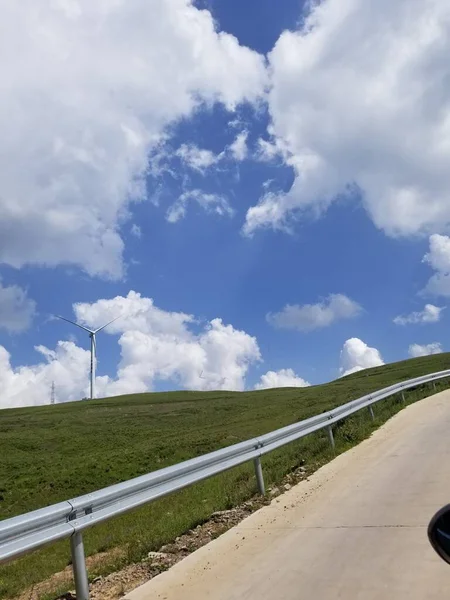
<box><xmin>1</xmin><ymin>353</ymin><xmax>449</xmax><ymax>597</ymax></box>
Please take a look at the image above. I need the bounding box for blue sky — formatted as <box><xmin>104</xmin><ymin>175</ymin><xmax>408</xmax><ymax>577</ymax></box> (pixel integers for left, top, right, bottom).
<box><xmin>1</xmin><ymin>0</ymin><xmax>450</xmax><ymax>407</ymax></box>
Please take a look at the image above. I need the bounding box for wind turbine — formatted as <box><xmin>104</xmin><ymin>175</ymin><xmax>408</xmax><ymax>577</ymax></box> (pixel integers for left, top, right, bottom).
<box><xmin>55</xmin><ymin>315</ymin><xmax>120</xmax><ymax>400</ymax></box>
<box><xmin>199</xmin><ymin>371</ymin><xmax>227</xmax><ymax>390</ymax></box>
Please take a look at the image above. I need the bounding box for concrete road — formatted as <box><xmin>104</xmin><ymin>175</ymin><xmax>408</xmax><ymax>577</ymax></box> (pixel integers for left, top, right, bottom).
<box><xmin>126</xmin><ymin>391</ymin><xmax>450</xmax><ymax>600</ymax></box>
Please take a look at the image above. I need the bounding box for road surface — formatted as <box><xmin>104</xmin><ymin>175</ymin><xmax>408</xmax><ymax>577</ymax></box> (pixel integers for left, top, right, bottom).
<box><xmin>126</xmin><ymin>390</ymin><xmax>450</xmax><ymax>600</ymax></box>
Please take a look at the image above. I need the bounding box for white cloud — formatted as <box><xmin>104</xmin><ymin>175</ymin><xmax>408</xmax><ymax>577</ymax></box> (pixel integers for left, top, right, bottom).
<box><xmin>166</xmin><ymin>189</ymin><xmax>234</xmax><ymax>223</ymax></box>
<box><xmin>130</xmin><ymin>224</ymin><xmax>142</xmax><ymax>239</ymax></box>
<box><xmin>0</xmin><ymin>291</ymin><xmax>262</xmax><ymax>408</ymax></box>
<box><xmin>340</xmin><ymin>338</ymin><xmax>384</xmax><ymax>377</ymax></box>
<box><xmin>393</xmin><ymin>304</ymin><xmax>444</xmax><ymax>325</ymax></box>
<box><xmin>0</xmin><ymin>1</ymin><xmax>266</xmax><ymax>279</ymax></box>
<box><xmin>75</xmin><ymin>291</ymin><xmax>261</xmax><ymax>396</ymax></box>
<box><xmin>228</xmin><ymin>117</ymin><xmax>244</xmax><ymax>129</ymax></box>
<box><xmin>267</xmin><ymin>294</ymin><xmax>362</xmax><ymax>332</ymax></box>
<box><xmin>254</xmin><ymin>134</ymin><xmax>285</xmax><ymax>163</ymax></box>
<box><xmin>423</xmin><ymin>234</ymin><xmax>450</xmax><ymax>296</ymax></box>
<box><xmin>408</xmin><ymin>342</ymin><xmax>443</xmax><ymax>358</ymax></box>
<box><xmin>0</xmin><ymin>341</ymin><xmax>91</xmax><ymax>409</ymax></box>
<box><xmin>175</xmin><ymin>130</ymin><xmax>249</xmax><ymax>174</ymax></box>
<box><xmin>424</xmin><ymin>235</ymin><xmax>450</xmax><ymax>273</ymax></box>
<box><xmin>176</xmin><ymin>144</ymin><xmax>223</xmax><ymax>173</ymax></box>
<box><xmin>0</xmin><ymin>281</ymin><xmax>36</xmax><ymax>333</ymax></box>
<box><xmin>254</xmin><ymin>368</ymin><xmax>310</xmax><ymax>390</ymax></box>
<box><xmin>229</xmin><ymin>131</ymin><xmax>249</xmax><ymax>161</ymax></box>
<box><xmin>244</xmin><ymin>0</ymin><xmax>450</xmax><ymax>237</ymax></box>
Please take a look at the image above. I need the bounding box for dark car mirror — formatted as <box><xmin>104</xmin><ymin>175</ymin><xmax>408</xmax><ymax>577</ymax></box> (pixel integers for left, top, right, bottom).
<box><xmin>428</xmin><ymin>505</ymin><xmax>450</xmax><ymax>564</ymax></box>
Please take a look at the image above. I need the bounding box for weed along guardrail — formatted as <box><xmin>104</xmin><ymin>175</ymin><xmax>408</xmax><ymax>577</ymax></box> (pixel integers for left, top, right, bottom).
<box><xmin>1</xmin><ymin>368</ymin><xmax>450</xmax><ymax>599</ymax></box>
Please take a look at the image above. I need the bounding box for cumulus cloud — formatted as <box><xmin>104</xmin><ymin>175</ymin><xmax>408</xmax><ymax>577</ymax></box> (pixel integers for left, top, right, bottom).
<box><xmin>0</xmin><ymin>291</ymin><xmax>262</xmax><ymax>408</ymax></box>
<box><xmin>229</xmin><ymin>131</ymin><xmax>249</xmax><ymax>161</ymax></box>
<box><xmin>393</xmin><ymin>304</ymin><xmax>444</xmax><ymax>325</ymax></box>
<box><xmin>244</xmin><ymin>0</ymin><xmax>450</xmax><ymax>237</ymax></box>
<box><xmin>176</xmin><ymin>144</ymin><xmax>223</xmax><ymax>173</ymax></box>
<box><xmin>340</xmin><ymin>338</ymin><xmax>384</xmax><ymax>377</ymax></box>
<box><xmin>75</xmin><ymin>291</ymin><xmax>261</xmax><ymax>396</ymax></box>
<box><xmin>255</xmin><ymin>137</ymin><xmax>282</xmax><ymax>163</ymax></box>
<box><xmin>254</xmin><ymin>368</ymin><xmax>310</xmax><ymax>390</ymax></box>
<box><xmin>175</xmin><ymin>130</ymin><xmax>249</xmax><ymax>177</ymax></box>
<box><xmin>0</xmin><ymin>1</ymin><xmax>266</xmax><ymax>279</ymax></box>
<box><xmin>423</xmin><ymin>234</ymin><xmax>450</xmax><ymax>296</ymax></box>
<box><xmin>408</xmin><ymin>342</ymin><xmax>443</xmax><ymax>358</ymax></box>
<box><xmin>0</xmin><ymin>280</ymin><xmax>36</xmax><ymax>333</ymax></box>
<box><xmin>166</xmin><ymin>190</ymin><xmax>234</xmax><ymax>223</ymax></box>
<box><xmin>0</xmin><ymin>342</ymin><xmax>91</xmax><ymax>409</ymax></box>
<box><xmin>267</xmin><ymin>294</ymin><xmax>362</xmax><ymax>332</ymax></box>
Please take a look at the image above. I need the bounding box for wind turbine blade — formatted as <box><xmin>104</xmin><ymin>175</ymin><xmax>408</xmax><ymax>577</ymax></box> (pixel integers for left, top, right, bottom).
<box><xmin>94</xmin><ymin>315</ymin><xmax>121</xmax><ymax>334</ymax></box>
<box><xmin>55</xmin><ymin>315</ymin><xmax>93</xmax><ymax>334</ymax></box>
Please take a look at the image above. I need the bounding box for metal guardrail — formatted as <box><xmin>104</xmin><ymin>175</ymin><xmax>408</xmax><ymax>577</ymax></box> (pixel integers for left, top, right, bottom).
<box><xmin>1</xmin><ymin>368</ymin><xmax>449</xmax><ymax>599</ymax></box>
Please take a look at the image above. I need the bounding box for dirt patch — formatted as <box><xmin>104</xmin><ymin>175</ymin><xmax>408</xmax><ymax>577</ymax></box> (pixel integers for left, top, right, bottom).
<box><xmin>14</xmin><ymin>464</ymin><xmax>311</xmax><ymax>600</ymax></box>
<box><xmin>15</xmin><ymin>548</ymin><xmax>125</xmax><ymax>600</ymax></box>
<box><xmin>86</xmin><ymin>500</ymin><xmax>273</xmax><ymax>600</ymax></box>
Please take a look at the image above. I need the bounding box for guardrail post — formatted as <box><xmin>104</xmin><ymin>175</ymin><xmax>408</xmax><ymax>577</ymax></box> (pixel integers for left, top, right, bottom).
<box><xmin>327</xmin><ymin>425</ymin><xmax>335</xmax><ymax>451</ymax></box>
<box><xmin>368</xmin><ymin>406</ymin><xmax>375</xmax><ymax>421</ymax></box>
<box><xmin>432</xmin><ymin>381</ymin><xmax>436</xmax><ymax>390</ymax></box>
<box><xmin>253</xmin><ymin>456</ymin><xmax>265</xmax><ymax>495</ymax></box>
<box><xmin>70</xmin><ymin>531</ymin><xmax>89</xmax><ymax>600</ymax></box>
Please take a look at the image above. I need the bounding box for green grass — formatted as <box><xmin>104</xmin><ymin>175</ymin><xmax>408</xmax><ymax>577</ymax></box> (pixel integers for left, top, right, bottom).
<box><xmin>1</xmin><ymin>353</ymin><xmax>449</xmax><ymax>598</ymax></box>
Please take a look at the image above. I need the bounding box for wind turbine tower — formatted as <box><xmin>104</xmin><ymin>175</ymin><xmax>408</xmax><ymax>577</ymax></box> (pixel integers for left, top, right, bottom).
<box><xmin>55</xmin><ymin>315</ymin><xmax>120</xmax><ymax>400</ymax></box>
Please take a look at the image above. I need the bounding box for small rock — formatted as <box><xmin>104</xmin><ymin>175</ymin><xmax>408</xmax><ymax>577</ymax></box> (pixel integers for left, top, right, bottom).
<box><xmin>147</xmin><ymin>551</ymin><xmax>168</xmax><ymax>561</ymax></box>
<box><xmin>283</xmin><ymin>483</ymin><xmax>292</xmax><ymax>491</ymax></box>
<box><xmin>211</xmin><ymin>510</ymin><xmax>229</xmax><ymax>518</ymax></box>
<box><xmin>269</xmin><ymin>487</ymin><xmax>280</xmax><ymax>496</ymax></box>
<box><xmin>93</xmin><ymin>576</ymin><xmax>103</xmax><ymax>584</ymax></box>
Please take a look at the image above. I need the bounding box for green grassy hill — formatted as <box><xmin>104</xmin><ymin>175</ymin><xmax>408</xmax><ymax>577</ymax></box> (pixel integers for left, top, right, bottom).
<box><xmin>1</xmin><ymin>353</ymin><xmax>449</xmax><ymax>597</ymax></box>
